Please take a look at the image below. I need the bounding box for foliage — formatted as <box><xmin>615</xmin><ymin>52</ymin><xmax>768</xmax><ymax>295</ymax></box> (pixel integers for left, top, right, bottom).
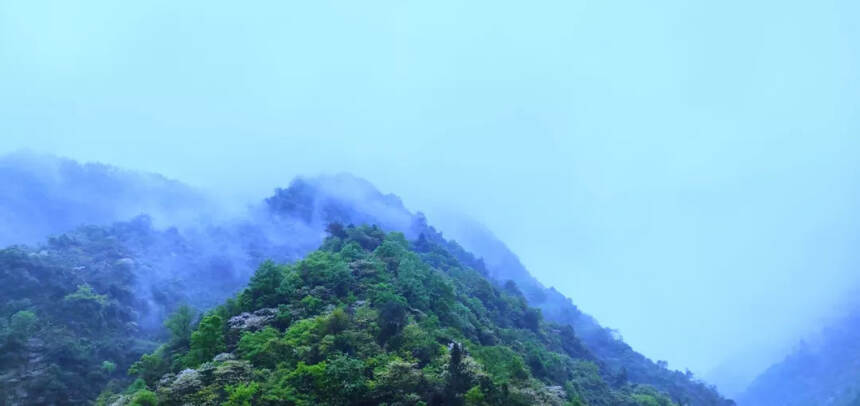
<box><xmin>164</xmin><ymin>305</ymin><xmax>195</xmax><ymax>348</ymax></box>
<box><xmin>184</xmin><ymin>313</ymin><xmax>226</xmax><ymax>367</ymax></box>
<box><xmin>129</xmin><ymin>389</ymin><xmax>158</xmax><ymax>406</ymax></box>
<box><xmin>0</xmin><ymin>171</ymin><xmax>730</xmax><ymax>405</ymax></box>
<box><xmin>102</xmin><ymin>360</ymin><xmax>118</xmax><ymax>374</ymax></box>
<box><xmin>121</xmin><ymin>225</ymin><xmax>681</xmax><ymax>406</ymax></box>
<box><xmin>0</xmin><ymin>243</ymin><xmax>150</xmax><ymax>405</ymax></box>
<box><xmin>128</xmin><ymin>347</ymin><xmax>169</xmax><ymax>386</ymax></box>
<box><xmin>224</xmin><ymin>382</ymin><xmax>260</xmax><ymax>406</ymax></box>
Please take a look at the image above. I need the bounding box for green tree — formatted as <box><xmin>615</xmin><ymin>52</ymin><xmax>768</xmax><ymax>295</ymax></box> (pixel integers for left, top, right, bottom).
<box><xmin>164</xmin><ymin>305</ymin><xmax>195</xmax><ymax>348</ymax></box>
<box><xmin>63</xmin><ymin>284</ymin><xmax>108</xmax><ymax>327</ymax></box>
<box><xmin>184</xmin><ymin>313</ymin><xmax>226</xmax><ymax>367</ymax></box>
<box><xmin>100</xmin><ymin>360</ymin><xmax>116</xmax><ymax>375</ymax></box>
<box><xmin>64</xmin><ymin>284</ymin><xmax>107</xmax><ymax>305</ymax></box>
<box><xmin>374</xmin><ymin>290</ymin><xmax>408</xmax><ymax>342</ymax></box>
<box><xmin>128</xmin><ymin>347</ymin><xmax>168</xmax><ymax>386</ymax></box>
<box><xmin>129</xmin><ymin>389</ymin><xmax>158</xmax><ymax>406</ymax></box>
<box><xmin>238</xmin><ymin>326</ymin><xmax>283</xmax><ymax>368</ymax></box>
<box><xmin>472</xmin><ymin>346</ymin><xmax>529</xmax><ymax>384</ymax></box>
<box><xmin>8</xmin><ymin>310</ymin><xmax>38</xmax><ymax>338</ymax></box>
<box><xmin>465</xmin><ymin>386</ymin><xmax>488</xmax><ymax>406</ymax></box>
<box><xmin>286</xmin><ymin>361</ymin><xmax>326</xmax><ymax>398</ymax></box>
<box><xmin>224</xmin><ymin>382</ymin><xmax>260</xmax><ymax>406</ymax></box>
<box><xmin>374</xmin><ymin>358</ymin><xmax>425</xmax><ymax>403</ymax></box>
<box><xmin>322</xmin><ymin>355</ymin><xmax>368</xmax><ymax>404</ymax></box>
<box><xmin>297</xmin><ymin>251</ymin><xmax>352</xmax><ymax>295</ymax></box>
<box><xmin>322</xmin><ymin>307</ymin><xmax>350</xmax><ymax>335</ymax></box>
<box><xmin>446</xmin><ymin>342</ymin><xmax>473</xmax><ymax>403</ymax></box>
<box><xmin>241</xmin><ymin>260</ymin><xmax>284</xmax><ymax>309</ymax></box>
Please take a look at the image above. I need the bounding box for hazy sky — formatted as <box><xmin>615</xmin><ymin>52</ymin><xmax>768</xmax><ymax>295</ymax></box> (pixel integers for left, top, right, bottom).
<box><xmin>1</xmin><ymin>0</ymin><xmax>859</xmax><ymax>393</ymax></box>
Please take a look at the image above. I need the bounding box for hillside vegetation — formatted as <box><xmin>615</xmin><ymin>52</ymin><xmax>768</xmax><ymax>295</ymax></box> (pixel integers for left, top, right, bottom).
<box><xmin>104</xmin><ymin>225</ymin><xmax>677</xmax><ymax>406</ymax></box>
<box><xmin>0</xmin><ymin>155</ymin><xmax>733</xmax><ymax>405</ymax></box>
<box><xmin>265</xmin><ymin>176</ymin><xmax>733</xmax><ymax>406</ymax></box>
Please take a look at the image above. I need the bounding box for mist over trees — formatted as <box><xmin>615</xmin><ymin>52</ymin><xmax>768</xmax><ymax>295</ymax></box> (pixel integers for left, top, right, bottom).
<box><xmin>739</xmin><ymin>302</ymin><xmax>860</xmax><ymax>406</ymax></box>
<box><xmin>0</xmin><ymin>152</ymin><xmax>210</xmax><ymax>246</ymax></box>
<box><xmin>0</xmin><ymin>154</ymin><xmax>732</xmax><ymax>405</ymax></box>
<box><xmin>108</xmin><ymin>225</ymin><xmax>684</xmax><ymax>405</ymax></box>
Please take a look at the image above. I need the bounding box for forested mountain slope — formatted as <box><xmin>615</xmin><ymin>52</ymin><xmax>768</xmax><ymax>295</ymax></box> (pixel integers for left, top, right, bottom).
<box><xmin>0</xmin><ymin>155</ymin><xmax>732</xmax><ymax>404</ymax></box>
<box><xmin>0</xmin><ymin>212</ymin><xmax>315</xmax><ymax>403</ymax></box>
<box><xmin>0</xmin><ymin>231</ymin><xmax>148</xmax><ymax>404</ymax></box>
<box><xmin>265</xmin><ymin>175</ymin><xmax>733</xmax><ymax>406</ymax></box>
<box><xmin>103</xmin><ymin>226</ymin><xmax>677</xmax><ymax>406</ymax></box>
<box><xmin>739</xmin><ymin>306</ymin><xmax>860</xmax><ymax>406</ymax></box>
<box><xmin>0</xmin><ymin>216</ymin><xmax>286</xmax><ymax>404</ymax></box>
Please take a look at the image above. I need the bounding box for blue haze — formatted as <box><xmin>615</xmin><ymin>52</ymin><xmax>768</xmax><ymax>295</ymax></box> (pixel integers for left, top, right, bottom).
<box><xmin>1</xmin><ymin>0</ymin><xmax>859</xmax><ymax>396</ymax></box>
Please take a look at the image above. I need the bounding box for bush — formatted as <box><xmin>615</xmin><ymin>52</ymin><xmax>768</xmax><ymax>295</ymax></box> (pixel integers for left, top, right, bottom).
<box><xmin>224</xmin><ymin>382</ymin><xmax>260</xmax><ymax>406</ymax></box>
<box><xmin>129</xmin><ymin>389</ymin><xmax>158</xmax><ymax>406</ymax></box>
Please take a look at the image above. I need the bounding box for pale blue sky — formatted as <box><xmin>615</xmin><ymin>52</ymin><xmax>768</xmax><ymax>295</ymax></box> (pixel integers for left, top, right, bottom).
<box><xmin>1</xmin><ymin>0</ymin><xmax>859</xmax><ymax>394</ymax></box>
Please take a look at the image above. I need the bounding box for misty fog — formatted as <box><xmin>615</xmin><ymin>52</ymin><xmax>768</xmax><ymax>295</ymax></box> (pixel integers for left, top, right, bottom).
<box><xmin>1</xmin><ymin>1</ymin><xmax>859</xmax><ymax>404</ymax></box>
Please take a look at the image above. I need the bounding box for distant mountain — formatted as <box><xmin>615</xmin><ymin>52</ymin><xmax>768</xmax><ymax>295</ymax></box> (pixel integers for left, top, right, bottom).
<box><xmin>0</xmin><ymin>152</ymin><xmax>209</xmax><ymax>246</ymax></box>
<box><xmin>739</xmin><ymin>305</ymin><xmax>860</xmax><ymax>406</ymax></box>
<box><xmin>0</xmin><ymin>155</ymin><xmax>732</xmax><ymax>405</ymax></box>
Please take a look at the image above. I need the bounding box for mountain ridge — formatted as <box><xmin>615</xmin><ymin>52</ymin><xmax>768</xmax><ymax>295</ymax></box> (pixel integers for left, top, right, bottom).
<box><xmin>738</xmin><ymin>301</ymin><xmax>860</xmax><ymax>406</ymax></box>
<box><xmin>0</xmin><ymin>154</ymin><xmax>731</xmax><ymax>405</ymax></box>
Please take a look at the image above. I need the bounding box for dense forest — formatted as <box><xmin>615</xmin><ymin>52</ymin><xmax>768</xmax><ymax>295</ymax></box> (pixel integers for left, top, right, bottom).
<box><xmin>0</xmin><ymin>155</ymin><xmax>732</xmax><ymax>405</ymax></box>
<box><xmin>3</xmin><ymin>0</ymin><xmax>856</xmax><ymax>402</ymax></box>
<box><xmin>98</xmin><ymin>225</ymin><xmax>679</xmax><ymax>405</ymax></box>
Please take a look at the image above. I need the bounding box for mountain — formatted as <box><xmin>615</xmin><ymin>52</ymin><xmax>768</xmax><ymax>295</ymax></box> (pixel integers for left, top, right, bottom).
<box><xmin>738</xmin><ymin>304</ymin><xmax>860</xmax><ymax>406</ymax></box>
<box><xmin>104</xmin><ymin>225</ymin><xmax>678</xmax><ymax>405</ymax></box>
<box><xmin>0</xmin><ymin>227</ymin><xmax>151</xmax><ymax>404</ymax></box>
<box><xmin>0</xmin><ymin>216</ymin><xmax>292</xmax><ymax>404</ymax></box>
<box><xmin>0</xmin><ymin>155</ymin><xmax>732</xmax><ymax>405</ymax></box>
<box><xmin>0</xmin><ymin>152</ymin><xmax>210</xmax><ymax>247</ymax></box>
<box><xmin>264</xmin><ymin>175</ymin><xmax>732</xmax><ymax>406</ymax></box>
